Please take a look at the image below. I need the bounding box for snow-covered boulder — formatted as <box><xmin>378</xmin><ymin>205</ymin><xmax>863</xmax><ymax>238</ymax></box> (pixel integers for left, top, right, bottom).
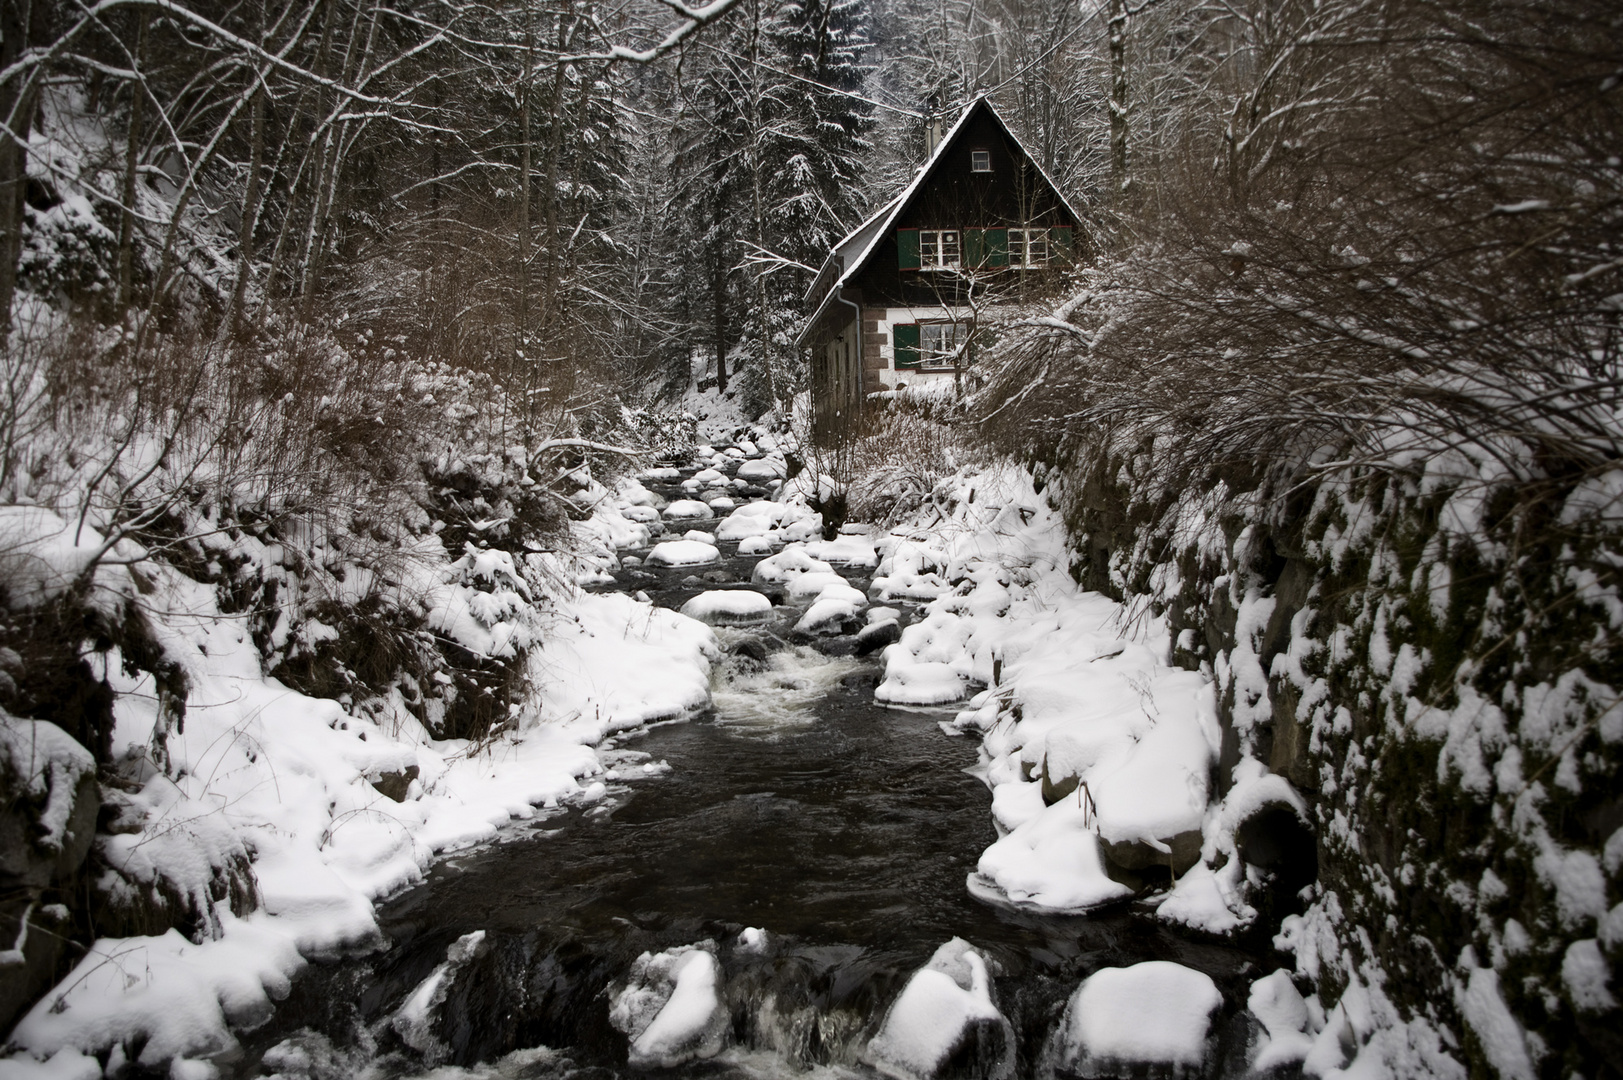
<box><xmin>794</xmin><ymin>596</ymin><xmax>863</xmax><ymax>636</ymax></box>
<box><xmin>866</xmin><ymin>939</ymin><xmax>1013</xmax><ymax>1080</ymax></box>
<box><xmin>645</xmin><ymin>541</ymin><xmax>720</xmax><ymax>567</ymax></box>
<box><xmin>1247</xmin><ymin>969</ymin><xmax>1314</xmax><ymax>1071</ymax></box>
<box><xmin>752</xmin><ymin>546</ymin><xmax>834</xmax><ymax>585</ymax></box>
<box><xmin>681</xmin><ymin>590</ymin><xmax>774</xmax><ymax>626</ymax></box>
<box><xmin>803</xmin><ymin>535</ymin><xmax>878</xmax><ymax>568</ymax></box>
<box><xmin>662</xmin><ymin>500</ymin><xmax>714</xmax><ymax>521</ymax></box>
<box><xmin>856</xmin><ymin>618</ymin><xmax>902</xmax><ymax>655</ymax></box>
<box><xmin>1048</xmin><ymin>961</ymin><xmax>1222</xmax><ymax>1077</ymax></box>
<box><xmin>785</xmin><ymin>572</ymin><xmax>864</xmax><ymax>605</ymax></box>
<box><xmin>715</xmin><ymin>501</ymin><xmax>791</xmax><ymax>541</ymax></box>
<box><xmin>609</xmin><ymin>943</ymin><xmax>728</xmax><ymax>1068</ymax></box>
<box><xmin>967</xmin><ymin>798</ymin><xmax>1133</xmax><ymax>913</ymax></box>
<box><xmin>875</xmin><ymin>662</ymin><xmax>967</xmax><ymax>706</ymax></box>
<box><xmin>736</xmin><ymin>458</ymin><xmax>786</xmax><ymax>481</ymax></box>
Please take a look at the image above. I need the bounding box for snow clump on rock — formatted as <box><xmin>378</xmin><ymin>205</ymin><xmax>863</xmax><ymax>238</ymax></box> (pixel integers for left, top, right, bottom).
<box><xmin>609</xmin><ymin>942</ymin><xmax>729</xmax><ymax>1068</ymax></box>
<box><xmin>1047</xmin><ymin>961</ymin><xmax>1221</xmax><ymax>1076</ymax></box>
<box><xmin>866</xmin><ymin>938</ymin><xmax>1014</xmax><ymax>1080</ymax></box>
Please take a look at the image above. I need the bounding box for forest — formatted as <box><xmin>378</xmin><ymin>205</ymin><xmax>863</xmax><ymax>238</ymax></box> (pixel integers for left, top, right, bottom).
<box><xmin>0</xmin><ymin>0</ymin><xmax>1619</xmax><ymax>1078</ymax></box>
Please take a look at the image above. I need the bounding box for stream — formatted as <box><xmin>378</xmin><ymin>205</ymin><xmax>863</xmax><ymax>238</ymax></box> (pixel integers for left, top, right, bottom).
<box><xmin>235</xmin><ymin>466</ymin><xmax>1266</xmax><ymax>1080</ymax></box>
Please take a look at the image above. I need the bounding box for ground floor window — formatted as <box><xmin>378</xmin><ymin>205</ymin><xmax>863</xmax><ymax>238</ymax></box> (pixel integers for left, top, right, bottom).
<box><xmin>894</xmin><ymin>319</ymin><xmax>971</xmax><ymax>370</ymax></box>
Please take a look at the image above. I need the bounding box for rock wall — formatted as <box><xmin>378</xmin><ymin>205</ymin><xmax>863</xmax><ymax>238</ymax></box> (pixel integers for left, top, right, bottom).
<box><xmin>0</xmin><ymin>714</ymin><xmax>99</xmax><ymax>1031</ymax></box>
<box><xmin>1039</xmin><ymin>447</ymin><xmax>1622</xmax><ymax>1079</ymax></box>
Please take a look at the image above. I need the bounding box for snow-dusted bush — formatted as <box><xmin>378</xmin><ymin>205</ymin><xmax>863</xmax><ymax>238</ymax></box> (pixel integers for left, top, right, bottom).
<box><xmin>844</xmin><ymin>399</ymin><xmax>979</xmax><ymax>529</ymax></box>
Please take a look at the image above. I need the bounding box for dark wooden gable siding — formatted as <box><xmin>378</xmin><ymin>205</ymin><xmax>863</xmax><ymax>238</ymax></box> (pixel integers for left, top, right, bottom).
<box><xmin>850</xmin><ymin>103</ymin><xmax>1078</xmax><ymax>308</ymax></box>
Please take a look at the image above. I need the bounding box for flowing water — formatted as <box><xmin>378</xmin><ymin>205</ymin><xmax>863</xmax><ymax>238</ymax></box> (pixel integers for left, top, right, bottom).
<box><xmin>236</xmin><ymin>470</ymin><xmax>1267</xmax><ymax>1080</ymax></box>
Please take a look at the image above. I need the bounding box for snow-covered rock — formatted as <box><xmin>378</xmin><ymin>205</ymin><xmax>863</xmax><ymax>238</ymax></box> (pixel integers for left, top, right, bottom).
<box><xmin>736</xmin><ymin>458</ymin><xmax>786</xmax><ymax>481</ymax></box>
<box><xmin>856</xmin><ymin>617</ymin><xmax>902</xmax><ymax>655</ymax></box>
<box><xmin>681</xmin><ymin>590</ymin><xmax>774</xmax><ymax>626</ymax></box>
<box><xmin>645</xmin><ymin>540</ymin><xmax>721</xmax><ymax>567</ymax></box>
<box><xmin>803</xmin><ymin>534</ymin><xmax>878</xmax><ymax>568</ymax></box>
<box><xmin>1050</xmin><ymin>961</ymin><xmax>1222</xmax><ymax>1075</ymax></box>
<box><xmin>969</xmin><ymin>798</ymin><xmax>1133</xmax><ymax>913</ymax></box>
<box><xmin>662</xmin><ymin>500</ymin><xmax>714</xmax><ymax>521</ymax></box>
<box><xmin>794</xmin><ymin>597</ymin><xmax>863</xmax><ymax>636</ymax></box>
<box><xmin>751</xmin><ymin>546</ymin><xmax>832</xmax><ymax>586</ymax></box>
<box><xmin>866</xmin><ymin>939</ymin><xmax>1013</xmax><ymax>1080</ymax></box>
<box><xmin>609</xmin><ymin>944</ymin><xmax>728</xmax><ymax>1068</ymax></box>
<box><xmin>876</xmin><ymin>662</ymin><xmax>967</xmax><ymax>706</ymax></box>
<box><xmin>1248</xmin><ymin>969</ymin><xmax>1315</xmax><ymax>1071</ymax></box>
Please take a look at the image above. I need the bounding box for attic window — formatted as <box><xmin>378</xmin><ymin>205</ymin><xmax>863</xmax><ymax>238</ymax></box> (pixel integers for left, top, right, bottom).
<box><xmin>970</xmin><ymin>150</ymin><xmax>992</xmax><ymax>173</ymax></box>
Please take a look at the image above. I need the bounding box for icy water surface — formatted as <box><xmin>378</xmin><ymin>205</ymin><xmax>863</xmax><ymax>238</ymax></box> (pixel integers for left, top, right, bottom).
<box><xmin>237</xmin><ymin>472</ymin><xmax>1264</xmax><ymax>1080</ymax></box>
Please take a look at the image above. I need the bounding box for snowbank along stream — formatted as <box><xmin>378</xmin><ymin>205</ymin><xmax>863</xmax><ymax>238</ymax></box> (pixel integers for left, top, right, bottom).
<box><xmin>231</xmin><ymin>462</ymin><xmax>1267</xmax><ymax>1080</ymax></box>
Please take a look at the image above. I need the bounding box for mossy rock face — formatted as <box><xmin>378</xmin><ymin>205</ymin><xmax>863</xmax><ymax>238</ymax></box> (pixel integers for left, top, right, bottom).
<box><xmin>1036</xmin><ymin>438</ymin><xmax>1623</xmax><ymax>1076</ymax></box>
<box><xmin>0</xmin><ymin>733</ymin><xmax>100</xmax><ymax>1032</ymax></box>
<box><xmin>1100</xmin><ymin>831</ymin><xmax>1204</xmax><ymax>877</ymax></box>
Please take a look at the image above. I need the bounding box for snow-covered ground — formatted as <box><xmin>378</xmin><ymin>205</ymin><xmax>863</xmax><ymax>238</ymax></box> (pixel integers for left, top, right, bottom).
<box><xmin>0</xmin><ymin>440</ymin><xmax>799</xmax><ymax>1074</ymax></box>
<box><xmin>858</xmin><ymin>462</ymin><xmax>1403</xmax><ymax>1080</ymax></box>
<box><xmin>0</xmin><ymin>442</ymin><xmax>1409</xmax><ymax>1080</ymax></box>
<box><xmin>860</xmin><ymin>464</ymin><xmax>1228</xmax><ymax>918</ymax></box>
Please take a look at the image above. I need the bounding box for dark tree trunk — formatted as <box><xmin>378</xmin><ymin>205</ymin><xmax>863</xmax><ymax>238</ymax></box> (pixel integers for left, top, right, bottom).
<box><xmin>1107</xmin><ymin>0</ymin><xmax>1129</xmax><ymax>194</ymax></box>
<box><xmin>117</xmin><ymin>13</ymin><xmax>148</xmax><ymax>312</ymax></box>
<box><xmin>0</xmin><ymin>0</ymin><xmax>42</xmax><ymax>345</ymax></box>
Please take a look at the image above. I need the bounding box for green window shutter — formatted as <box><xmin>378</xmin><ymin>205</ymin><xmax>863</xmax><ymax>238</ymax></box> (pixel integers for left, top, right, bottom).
<box><xmin>1051</xmin><ymin>227</ymin><xmax>1074</xmax><ymax>263</ymax></box>
<box><xmin>987</xmin><ymin>228</ymin><xmax>1009</xmax><ymax>268</ymax></box>
<box><xmin>893</xmin><ymin>323</ymin><xmax>921</xmax><ymax>369</ymax></box>
<box><xmin>963</xmin><ymin>228</ymin><xmax>985</xmax><ymax>268</ymax></box>
<box><xmin>897</xmin><ymin>228</ymin><xmax>920</xmax><ymax>270</ymax></box>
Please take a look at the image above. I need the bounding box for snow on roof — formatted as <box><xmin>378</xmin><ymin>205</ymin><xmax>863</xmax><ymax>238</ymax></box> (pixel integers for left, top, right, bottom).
<box><xmin>835</xmin><ymin>196</ymin><xmax>901</xmax><ymax>264</ymax></box>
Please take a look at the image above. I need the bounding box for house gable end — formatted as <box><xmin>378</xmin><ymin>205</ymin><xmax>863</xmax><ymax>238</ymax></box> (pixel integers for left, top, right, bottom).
<box><xmin>842</xmin><ymin>98</ymin><xmax>1081</xmax><ymax>291</ymax></box>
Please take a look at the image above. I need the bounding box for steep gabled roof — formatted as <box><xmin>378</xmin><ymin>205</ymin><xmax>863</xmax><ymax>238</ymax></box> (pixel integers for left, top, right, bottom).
<box><xmin>797</xmin><ymin>95</ymin><xmax>1082</xmax><ymax>345</ymax></box>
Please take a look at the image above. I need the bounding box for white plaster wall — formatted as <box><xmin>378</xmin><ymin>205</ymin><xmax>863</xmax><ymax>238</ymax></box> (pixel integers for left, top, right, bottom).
<box><xmin>873</xmin><ymin>305</ymin><xmax>974</xmax><ymax>390</ymax></box>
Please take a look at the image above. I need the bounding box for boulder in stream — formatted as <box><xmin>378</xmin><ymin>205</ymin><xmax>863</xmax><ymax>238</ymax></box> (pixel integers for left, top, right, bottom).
<box><xmin>866</xmin><ymin>938</ymin><xmax>1014</xmax><ymax>1080</ymax></box>
<box><xmin>1047</xmin><ymin>961</ymin><xmax>1222</xmax><ymax>1079</ymax></box>
<box><xmin>609</xmin><ymin>942</ymin><xmax>729</xmax><ymax>1068</ymax></box>
<box><xmin>856</xmin><ymin>618</ymin><xmax>902</xmax><ymax>655</ymax></box>
<box><xmin>681</xmin><ymin>590</ymin><xmax>773</xmax><ymax>626</ymax></box>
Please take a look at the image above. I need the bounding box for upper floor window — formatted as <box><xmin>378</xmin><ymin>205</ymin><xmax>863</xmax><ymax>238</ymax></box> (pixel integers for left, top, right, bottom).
<box><xmin>920</xmin><ymin>229</ymin><xmax>961</xmax><ymax>269</ymax></box>
<box><xmin>970</xmin><ymin>150</ymin><xmax>992</xmax><ymax>173</ymax></box>
<box><xmin>1008</xmin><ymin>227</ymin><xmax>1049</xmax><ymax>268</ymax></box>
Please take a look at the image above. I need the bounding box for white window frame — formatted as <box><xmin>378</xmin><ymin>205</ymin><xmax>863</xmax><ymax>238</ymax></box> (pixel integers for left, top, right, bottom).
<box><xmin>919</xmin><ymin>229</ymin><xmax>961</xmax><ymax>270</ymax></box>
<box><xmin>1008</xmin><ymin>228</ymin><xmax>1049</xmax><ymax>268</ymax></box>
<box><xmin>970</xmin><ymin>150</ymin><xmax>992</xmax><ymax>173</ymax></box>
<box><xmin>919</xmin><ymin>320</ymin><xmax>971</xmax><ymax>369</ymax></box>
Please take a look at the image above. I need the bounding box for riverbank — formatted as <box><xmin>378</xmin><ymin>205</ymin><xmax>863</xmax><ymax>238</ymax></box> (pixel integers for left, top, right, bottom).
<box><xmin>0</xmin><ymin>437</ymin><xmax>793</xmax><ymax>1075</ymax></box>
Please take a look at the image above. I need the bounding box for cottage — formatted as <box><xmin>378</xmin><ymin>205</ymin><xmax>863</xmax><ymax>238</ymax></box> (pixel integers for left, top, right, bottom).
<box><xmin>797</xmin><ymin>96</ymin><xmax>1084</xmax><ymax>441</ymax></box>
